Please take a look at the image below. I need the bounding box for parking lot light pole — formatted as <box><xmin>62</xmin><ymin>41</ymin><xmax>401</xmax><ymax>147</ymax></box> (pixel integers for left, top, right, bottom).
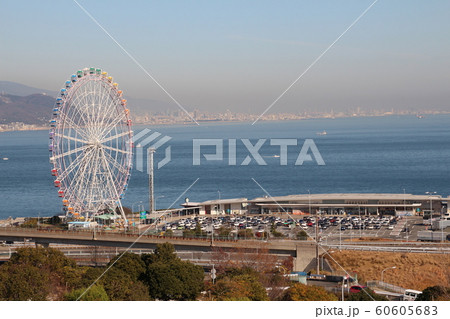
<box><xmin>403</xmin><ymin>189</ymin><xmax>408</xmax><ymax>242</ymax></box>
<box><xmin>358</xmin><ymin>205</ymin><xmax>362</xmax><ymax>239</ymax></box>
<box><xmin>217</xmin><ymin>190</ymin><xmax>221</xmax><ymax>215</ymax></box>
<box><xmin>309</xmin><ymin>190</ymin><xmax>320</xmax><ymax>274</ymax></box>
<box><xmin>425</xmin><ymin>191</ymin><xmax>437</xmax><ymax>221</ymax></box>
<box><xmin>381</xmin><ymin>266</ymin><xmax>396</xmax><ymax>282</ymax></box>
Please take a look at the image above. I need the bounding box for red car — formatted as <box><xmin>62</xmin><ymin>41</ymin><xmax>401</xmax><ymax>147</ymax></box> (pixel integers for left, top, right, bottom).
<box><xmin>349</xmin><ymin>285</ymin><xmax>367</xmax><ymax>293</ymax></box>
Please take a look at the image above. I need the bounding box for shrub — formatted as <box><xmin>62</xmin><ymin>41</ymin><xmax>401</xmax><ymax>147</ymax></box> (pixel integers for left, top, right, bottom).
<box><xmin>282</xmin><ymin>283</ymin><xmax>338</xmax><ymax>301</ymax></box>
<box><xmin>416</xmin><ymin>286</ymin><xmax>450</xmax><ymax>301</ymax></box>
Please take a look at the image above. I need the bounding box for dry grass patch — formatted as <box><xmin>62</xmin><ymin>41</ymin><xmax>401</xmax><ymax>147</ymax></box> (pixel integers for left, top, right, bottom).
<box><xmin>325</xmin><ymin>250</ymin><xmax>450</xmax><ymax>291</ymax></box>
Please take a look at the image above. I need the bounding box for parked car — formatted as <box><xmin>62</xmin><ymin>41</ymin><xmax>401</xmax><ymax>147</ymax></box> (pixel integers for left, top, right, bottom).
<box><xmin>349</xmin><ymin>285</ymin><xmax>367</xmax><ymax>293</ymax></box>
<box><xmin>403</xmin><ymin>289</ymin><xmax>422</xmax><ymax>301</ymax></box>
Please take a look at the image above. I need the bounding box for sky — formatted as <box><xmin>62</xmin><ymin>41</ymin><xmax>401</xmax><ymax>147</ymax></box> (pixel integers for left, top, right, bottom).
<box><xmin>1</xmin><ymin>0</ymin><xmax>450</xmax><ymax>114</ymax></box>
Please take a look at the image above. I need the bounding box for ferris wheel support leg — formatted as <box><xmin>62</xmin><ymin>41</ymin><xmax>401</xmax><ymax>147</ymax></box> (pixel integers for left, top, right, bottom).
<box><xmin>117</xmin><ymin>200</ymin><xmax>128</xmax><ymax>229</ymax></box>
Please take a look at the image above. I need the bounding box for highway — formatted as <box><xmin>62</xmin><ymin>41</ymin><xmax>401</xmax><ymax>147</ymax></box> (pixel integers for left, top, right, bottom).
<box><xmin>0</xmin><ymin>227</ymin><xmax>448</xmax><ymax>270</ymax></box>
<box><xmin>0</xmin><ymin>227</ymin><xmax>318</xmax><ymax>271</ymax></box>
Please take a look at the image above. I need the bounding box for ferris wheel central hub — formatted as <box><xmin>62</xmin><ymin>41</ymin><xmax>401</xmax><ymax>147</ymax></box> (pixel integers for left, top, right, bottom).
<box><xmin>87</xmin><ymin>139</ymin><xmax>102</xmax><ymax>147</ymax></box>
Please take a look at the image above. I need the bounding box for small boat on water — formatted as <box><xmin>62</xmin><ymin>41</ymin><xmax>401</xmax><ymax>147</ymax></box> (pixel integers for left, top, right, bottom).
<box><xmin>2</xmin><ymin>157</ymin><xmax>8</xmax><ymax>161</ymax></box>
<box><xmin>316</xmin><ymin>131</ymin><xmax>327</xmax><ymax>136</ymax></box>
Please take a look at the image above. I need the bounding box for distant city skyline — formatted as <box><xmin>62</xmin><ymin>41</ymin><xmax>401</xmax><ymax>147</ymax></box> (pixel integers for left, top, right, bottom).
<box><xmin>1</xmin><ymin>0</ymin><xmax>450</xmax><ymax>115</ymax></box>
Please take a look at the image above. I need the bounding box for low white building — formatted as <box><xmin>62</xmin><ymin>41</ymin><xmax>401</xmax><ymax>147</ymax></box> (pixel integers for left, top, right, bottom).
<box><xmin>67</xmin><ymin>221</ymin><xmax>97</xmax><ymax>230</ymax></box>
<box><xmin>181</xmin><ymin>198</ymin><xmax>248</xmax><ymax>215</ymax></box>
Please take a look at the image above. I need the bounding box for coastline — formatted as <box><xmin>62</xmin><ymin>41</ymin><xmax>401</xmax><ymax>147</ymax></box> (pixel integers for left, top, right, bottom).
<box><xmin>1</xmin><ymin>112</ymin><xmax>448</xmax><ymax>133</ymax></box>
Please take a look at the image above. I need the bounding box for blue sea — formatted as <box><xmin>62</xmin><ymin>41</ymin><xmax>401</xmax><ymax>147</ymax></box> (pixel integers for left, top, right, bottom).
<box><xmin>1</xmin><ymin>115</ymin><xmax>450</xmax><ymax>219</ymax></box>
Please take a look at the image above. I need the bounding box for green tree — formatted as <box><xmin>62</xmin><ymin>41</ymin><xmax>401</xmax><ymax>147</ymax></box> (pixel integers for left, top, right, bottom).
<box><xmin>60</xmin><ymin>265</ymin><xmax>86</xmax><ymax>290</ymax></box>
<box><xmin>65</xmin><ymin>253</ymin><xmax>150</xmax><ymax>301</ymax></box>
<box><xmin>211</xmin><ymin>267</ymin><xmax>269</xmax><ymax>301</ymax></box>
<box><xmin>116</xmin><ymin>206</ymin><xmax>132</xmax><ymax>215</ymax></box>
<box><xmin>238</xmin><ymin>229</ymin><xmax>254</xmax><ymax>238</ymax></box>
<box><xmin>270</xmin><ymin>222</ymin><xmax>277</xmax><ymax>233</ymax></box>
<box><xmin>96</xmin><ymin>252</ymin><xmax>150</xmax><ymax>301</ymax></box>
<box><xmin>64</xmin><ymin>284</ymin><xmax>109</xmax><ymax>301</ymax></box>
<box><xmin>182</xmin><ymin>228</ymin><xmax>196</xmax><ymax>238</ymax></box>
<box><xmin>102</xmin><ymin>268</ymin><xmax>150</xmax><ymax>301</ymax></box>
<box><xmin>8</xmin><ymin>246</ymin><xmax>77</xmax><ymax>274</ymax></box>
<box><xmin>76</xmin><ymin>266</ymin><xmax>106</xmax><ymax>289</ymax></box>
<box><xmin>0</xmin><ymin>263</ymin><xmax>49</xmax><ymax>300</ymax></box>
<box><xmin>142</xmin><ymin>242</ymin><xmax>178</xmax><ymax>265</ymax></box>
<box><xmin>20</xmin><ymin>218</ymin><xmax>38</xmax><ymax>228</ymax></box>
<box><xmin>142</xmin><ymin>243</ymin><xmax>204</xmax><ymax>300</ymax></box>
<box><xmin>282</xmin><ymin>283</ymin><xmax>338</xmax><ymax>301</ymax></box>
<box><xmin>164</xmin><ymin>229</ymin><xmax>173</xmax><ymax>236</ymax></box>
<box><xmin>107</xmin><ymin>252</ymin><xmax>146</xmax><ymax>281</ymax></box>
<box><xmin>0</xmin><ymin>247</ymin><xmax>78</xmax><ymax>300</ymax></box>
<box><xmin>296</xmin><ymin>230</ymin><xmax>308</xmax><ymax>240</ymax></box>
<box><xmin>0</xmin><ymin>269</ymin><xmax>7</xmax><ymax>299</ymax></box>
<box><xmin>47</xmin><ymin>216</ymin><xmax>62</xmax><ymax>225</ymax></box>
<box><xmin>182</xmin><ymin>224</ymin><xmax>205</xmax><ymax>238</ymax></box>
<box><xmin>270</xmin><ymin>223</ymin><xmax>284</xmax><ymax>238</ymax></box>
<box><xmin>416</xmin><ymin>286</ymin><xmax>450</xmax><ymax>301</ymax></box>
<box><xmin>217</xmin><ymin>226</ymin><xmax>231</xmax><ymax>238</ymax></box>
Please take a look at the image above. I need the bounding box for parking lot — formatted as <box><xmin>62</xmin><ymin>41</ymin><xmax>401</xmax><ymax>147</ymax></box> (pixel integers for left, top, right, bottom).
<box><xmin>302</xmin><ymin>215</ymin><xmax>430</xmax><ymax>243</ymax></box>
<box><xmin>155</xmin><ymin>214</ymin><xmax>433</xmax><ymax>242</ymax></box>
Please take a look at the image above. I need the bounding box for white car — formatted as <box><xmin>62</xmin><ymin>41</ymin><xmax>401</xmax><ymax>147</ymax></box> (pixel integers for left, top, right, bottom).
<box><xmin>404</xmin><ymin>289</ymin><xmax>422</xmax><ymax>301</ymax></box>
<box><xmin>388</xmin><ymin>225</ymin><xmax>394</xmax><ymax>230</ymax></box>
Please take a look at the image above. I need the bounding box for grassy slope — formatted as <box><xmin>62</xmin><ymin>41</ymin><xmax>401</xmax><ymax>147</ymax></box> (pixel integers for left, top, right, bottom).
<box><xmin>325</xmin><ymin>250</ymin><xmax>450</xmax><ymax>291</ymax></box>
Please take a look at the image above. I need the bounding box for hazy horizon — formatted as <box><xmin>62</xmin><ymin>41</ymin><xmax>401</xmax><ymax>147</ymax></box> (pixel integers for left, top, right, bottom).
<box><xmin>1</xmin><ymin>0</ymin><xmax>450</xmax><ymax>114</ymax></box>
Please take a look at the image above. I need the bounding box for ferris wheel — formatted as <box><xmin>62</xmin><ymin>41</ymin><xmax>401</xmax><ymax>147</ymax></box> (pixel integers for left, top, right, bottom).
<box><xmin>49</xmin><ymin>67</ymin><xmax>133</xmax><ymax>222</ymax></box>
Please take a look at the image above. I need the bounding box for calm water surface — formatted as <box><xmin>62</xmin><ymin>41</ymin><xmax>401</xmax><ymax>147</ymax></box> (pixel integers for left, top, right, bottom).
<box><xmin>1</xmin><ymin>115</ymin><xmax>450</xmax><ymax>219</ymax></box>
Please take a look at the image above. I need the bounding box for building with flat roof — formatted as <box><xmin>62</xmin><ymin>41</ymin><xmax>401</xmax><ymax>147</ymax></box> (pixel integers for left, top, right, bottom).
<box><xmin>181</xmin><ymin>193</ymin><xmax>446</xmax><ymax>217</ymax></box>
<box><xmin>249</xmin><ymin>193</ymin><xmax>443</xmax><ymax>216</ymax></box>
<box><xmin>181</xmin><ymin>198</ymin><xmax>248</xmax><ymax>215</ymax></box>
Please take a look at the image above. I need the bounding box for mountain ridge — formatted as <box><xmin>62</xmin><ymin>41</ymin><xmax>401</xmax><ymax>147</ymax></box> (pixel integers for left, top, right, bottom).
<box><xmin>0</xmin><ymin>81</ymin><xmax>178</xmax><ymax>125</ymax></box>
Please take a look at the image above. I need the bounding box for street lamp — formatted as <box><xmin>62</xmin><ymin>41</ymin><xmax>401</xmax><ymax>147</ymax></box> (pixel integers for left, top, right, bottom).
<box><xmin>154</xmin><ymin>195</ymin><xmax>165</xmax><ymax>212</ymax></box>
<box><xmin>132</xmin><ymin>201</ymin><xmax>143</xmax><ymax>214</ymax></box>
<box><xmin>381</xmin><ymin>266</ymin><xmax>396</xmax><ymax>282</ymax></box>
